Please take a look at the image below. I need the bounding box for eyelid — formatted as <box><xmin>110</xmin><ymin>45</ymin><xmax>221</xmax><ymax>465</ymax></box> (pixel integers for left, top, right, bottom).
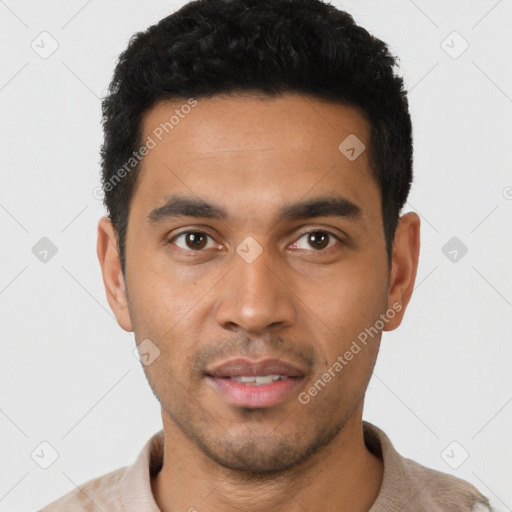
<box><xmin>293</xmin><ymin>226</ymin><xmax>344</xmax><ymax>239</ymax></box>
<box><xmin>167</xmin><ymin>225</ymin><xmax>219</xmax><ymax>241</ymax></box>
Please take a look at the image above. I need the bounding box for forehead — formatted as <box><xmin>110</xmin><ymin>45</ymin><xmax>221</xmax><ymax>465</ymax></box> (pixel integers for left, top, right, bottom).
<box><xmin>141</xmin><ymin>92</ymin><xmax>369</xmax><ymax>157</ymax></box>
<box><xmin>132</xmin><ymin>93</ymin><xmax>378</xmax><ymax>224</ymax></box>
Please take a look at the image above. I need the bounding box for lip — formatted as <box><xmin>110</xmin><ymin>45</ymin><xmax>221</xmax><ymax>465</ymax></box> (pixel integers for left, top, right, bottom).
<box><xmin>205</xmin><ymin>358</ymin><xmax>306</xmax><ymax>409</ymax></box>
<box><xmin>206</xmin><ymin>358</ymin><xmax>305</xmax><ymax>378</ymax></box>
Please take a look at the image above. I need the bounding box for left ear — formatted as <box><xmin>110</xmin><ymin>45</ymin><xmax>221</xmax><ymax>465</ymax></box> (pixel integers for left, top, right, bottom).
<box><xmin>384</xmin><ymin>212</ymin><xmax>420</xmax><ymax>331</ymax></box>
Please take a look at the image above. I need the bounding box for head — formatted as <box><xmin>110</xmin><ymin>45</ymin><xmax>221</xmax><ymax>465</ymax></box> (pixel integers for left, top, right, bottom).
<box><xmin>97</xmin><ymin>0</ymin><xmax>420</xmax><ymax>474</ymax></box>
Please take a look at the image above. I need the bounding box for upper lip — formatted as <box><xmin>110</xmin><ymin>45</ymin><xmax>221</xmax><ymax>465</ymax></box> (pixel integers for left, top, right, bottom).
<box><xmin>205</xmin><ymin>358</ymin><xmax>306</xmax><ymax>378</ymax></box>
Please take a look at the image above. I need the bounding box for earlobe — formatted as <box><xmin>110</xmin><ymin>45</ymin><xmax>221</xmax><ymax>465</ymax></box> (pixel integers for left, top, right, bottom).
<box><xmin>384</xmin><ymin>212</ymin><xmax>421</xmax><ymax>331</ymax></box>
<box><xmin>97</xmin><ymin>216</ymin><xmax>133</xmax><ymax>332</ymax></box>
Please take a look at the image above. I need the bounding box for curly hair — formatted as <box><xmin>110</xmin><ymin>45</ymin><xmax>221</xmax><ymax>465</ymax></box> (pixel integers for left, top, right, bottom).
<box><xmin>100</xmin><ymin>0</ymin><xmax>413</xmax><ymax>274</ymax></box>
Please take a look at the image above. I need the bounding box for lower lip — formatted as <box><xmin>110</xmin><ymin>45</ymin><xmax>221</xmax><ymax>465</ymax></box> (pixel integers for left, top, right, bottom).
<box><xmin>207</xmin><ymin>376</ymin><xmax>303</xmax><ymax>408</ymax></box>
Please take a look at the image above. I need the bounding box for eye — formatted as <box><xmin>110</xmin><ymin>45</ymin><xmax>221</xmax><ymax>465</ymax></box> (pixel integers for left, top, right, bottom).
<box><xmin>170</xmin><ymin>231</ymin><xmax>219</xmax><ymax>251</ymax></box>
<box><xmin>290</xmin><ymin>230</ymin><xmax>340</xmax><ymax>251</ymax></box>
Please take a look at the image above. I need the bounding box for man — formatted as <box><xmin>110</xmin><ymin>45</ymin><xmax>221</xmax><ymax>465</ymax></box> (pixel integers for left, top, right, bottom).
<box><xmin>41</xmin><ymin>0</ymin><xmax>492</xmax><ymax>510</ymax></box>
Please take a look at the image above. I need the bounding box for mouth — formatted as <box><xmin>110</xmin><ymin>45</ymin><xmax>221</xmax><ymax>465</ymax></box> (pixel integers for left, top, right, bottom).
<box><xmin>205</xmin><ymin>358</ymin><xmax>306</xmax><ymax>409</ymax></box>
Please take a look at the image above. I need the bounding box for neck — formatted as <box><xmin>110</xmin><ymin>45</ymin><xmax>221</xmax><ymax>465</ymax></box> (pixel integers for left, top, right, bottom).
<box><xmin>151</xmin><ymin>406</ymin><xmax>383</xmax><ymax>512</ymax></box>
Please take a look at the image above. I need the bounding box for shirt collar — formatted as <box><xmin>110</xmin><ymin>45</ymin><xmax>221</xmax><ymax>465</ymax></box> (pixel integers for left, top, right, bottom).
<box><xmin>121</xmin><ymin>429</ymin><xmax>164</xmax><ymax>511</ymax></box>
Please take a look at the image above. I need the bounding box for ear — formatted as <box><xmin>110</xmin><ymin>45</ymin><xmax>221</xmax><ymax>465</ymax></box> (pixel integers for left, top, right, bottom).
<box><xmin>384</xmin><ymin>212</ymin><xmax>420</xmax><ymax>331</ymax></box>
<box><xmin>97</xmin><ymin>216</ymin><xmax>133</xmax><ymax>332</ymax></box>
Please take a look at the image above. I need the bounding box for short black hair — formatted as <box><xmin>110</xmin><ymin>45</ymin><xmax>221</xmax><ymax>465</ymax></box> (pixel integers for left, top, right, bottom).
<box><xmin>100</xmin><ymin>0</ymin><xmax>413</xmax><ymax>275</ymax></box>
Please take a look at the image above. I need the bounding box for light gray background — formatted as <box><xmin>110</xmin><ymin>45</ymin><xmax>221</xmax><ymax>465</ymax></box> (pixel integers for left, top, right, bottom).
<box><xmin>1</xmin><ymin>1</ymin><xmax>511</xmax><ymax>510</ymax></box>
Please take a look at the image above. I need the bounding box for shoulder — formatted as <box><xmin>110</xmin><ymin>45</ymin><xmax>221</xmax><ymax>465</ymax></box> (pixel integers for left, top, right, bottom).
<box><xmin>399</xmin><ymin>454</ymin><xmax>491</xmax><ymax>511</ymax></box>
<box><xmin>363</xmin><ymin>422</ymin><xmax>492</xmax><ymax>512</ymax></box>
<box><xmin>38</xmin><ymin>429</ymin><xmax>164</xmax><ymax>512</ymax></box>
<box><xmin>39</xmin><ymin>466</ymin><xmax>128</xmax><ymax>512</ymax></box>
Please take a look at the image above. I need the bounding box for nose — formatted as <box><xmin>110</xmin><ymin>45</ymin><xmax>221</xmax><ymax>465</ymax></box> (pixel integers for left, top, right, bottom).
<box><xmin>215</xmin><ymin>244</ymin><xmax>296</xmax><ymax>334</ymax></box>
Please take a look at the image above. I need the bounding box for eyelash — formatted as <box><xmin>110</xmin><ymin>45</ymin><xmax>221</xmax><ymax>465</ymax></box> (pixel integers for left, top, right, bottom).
<box><xmin>168</xmin><ymin>229</ymin><xmax>342</xmax><ymax>253</ymax></box>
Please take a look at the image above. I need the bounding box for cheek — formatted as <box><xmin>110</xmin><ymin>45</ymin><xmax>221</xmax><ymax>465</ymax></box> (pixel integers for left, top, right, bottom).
<box><xmin>126</xmin><ymin>255</ymin><xmax>213</xmax><ymax>369</ymax></box>
<box><xmin>307</xmin><ymin>262</ymin><xmax>388</xmax><ymax>344</ymax></box>
<box><xmin>301</xmin><ymin>271</ymin><xmax>387</xmax><ymax>398</ymax></box>
<box><xmin>127</xmin><ymin>248</ymin><xmax>201</xmax><ymax>327</ymax></box>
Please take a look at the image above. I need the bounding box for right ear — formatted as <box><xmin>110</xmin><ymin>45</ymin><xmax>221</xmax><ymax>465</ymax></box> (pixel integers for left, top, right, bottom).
<box><xmin>96</xmin><ymin>216</ymin><xmax>133</xmax><ymax>332</ymax></box>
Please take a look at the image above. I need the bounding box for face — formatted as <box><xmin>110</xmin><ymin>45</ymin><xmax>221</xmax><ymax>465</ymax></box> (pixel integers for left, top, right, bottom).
<box><xmin>98</xmin><ymin>93</ymin><xmax>419</xmax><ymax>474</ymax></box>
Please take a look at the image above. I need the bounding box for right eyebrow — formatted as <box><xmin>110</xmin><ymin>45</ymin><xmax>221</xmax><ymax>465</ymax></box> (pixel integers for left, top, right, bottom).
<box><xmin>147</xmin><ymin>195</ymin><xmax>227</xmax><ymax>225</ymax></box>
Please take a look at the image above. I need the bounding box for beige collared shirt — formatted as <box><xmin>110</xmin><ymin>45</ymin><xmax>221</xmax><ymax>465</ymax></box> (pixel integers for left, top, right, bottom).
<box><xmin>39</xmin><ymin>421</ymin><xmax>491</xmax><ymax>511</ymax></box>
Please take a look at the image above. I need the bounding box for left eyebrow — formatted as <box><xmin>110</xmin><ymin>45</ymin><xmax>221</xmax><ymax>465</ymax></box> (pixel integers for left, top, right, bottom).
<box><xmin>278</xmin><ymin>196</ymin><xmax>362</xmax><ymax>222</ymax></box>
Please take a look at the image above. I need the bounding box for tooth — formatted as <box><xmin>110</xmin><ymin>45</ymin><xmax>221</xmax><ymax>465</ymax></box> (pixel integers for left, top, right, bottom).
<box><xmin>230</xmin><ymin>376</ymin><xmax>254</xmax><ymax>383</ymax></box>
<box><xmin>254</xmin><ymin>375</ymin><xmax>274</xmax><ymax>385</ymax></box>
<box><xmin>230</xmin><ymin>375</ymin><xmax>288</xmax><ymax>385</ymax></box>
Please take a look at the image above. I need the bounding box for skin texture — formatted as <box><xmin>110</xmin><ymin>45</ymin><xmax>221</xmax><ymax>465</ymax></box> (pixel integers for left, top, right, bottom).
<box><xmin>97</xmin><ymin>93</ymin><xmax>420</xmax><ymax>512</ymax></box>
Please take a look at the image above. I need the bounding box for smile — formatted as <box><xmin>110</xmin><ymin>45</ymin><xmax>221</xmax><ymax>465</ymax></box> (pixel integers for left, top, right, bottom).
<box><xmin>205</xmin><ymin>358</ymin><xmax>306</xmax><ymax>408</ymax></box>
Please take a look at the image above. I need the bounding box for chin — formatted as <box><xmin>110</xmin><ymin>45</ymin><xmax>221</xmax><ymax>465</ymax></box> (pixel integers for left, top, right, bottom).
<box><xmin>197</xmin><ymin>423</ymin><xmax>343</xmax><ymax>476</ymax></box>
<box><xmin>204</xmin><ymin>440</ymin><xmax>308</xmax><ymax>474</ymax></box>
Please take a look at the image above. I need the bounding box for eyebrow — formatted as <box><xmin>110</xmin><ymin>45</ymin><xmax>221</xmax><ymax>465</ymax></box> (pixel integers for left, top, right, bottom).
<box><xmin>279</xmin><ymin>196</ymin><xmax>361</xmax><ymax>222</ymax></box>
<box><xmin>147</xmin><ymin>195</ymin><xmax>227</xmax><ymax>224</ymax></box>
<box><xmin>147</xmin><ymin>194</ymin><xmax>362</xmax><ymax>225</ymax></box>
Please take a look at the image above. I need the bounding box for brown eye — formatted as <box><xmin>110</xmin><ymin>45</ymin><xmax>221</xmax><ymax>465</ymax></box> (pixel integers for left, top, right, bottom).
<box><xmin>308</xmin><ymin>231</ymin><xmax>330</xmax><ymax>250</ymax></box>
<box><xmin>291</xmin><ymin>230</ymin><xmax>339</xmax><ymax>251</ymax></box>
<box><xmin>186</xmin><ymin>232</ymin><xmax>207</xmax><ymax>250</ymax></box>
<box><xmin>172</xmin><ymin>231</ymin><xmax>214</xmax><ymax>251</ymax></box>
